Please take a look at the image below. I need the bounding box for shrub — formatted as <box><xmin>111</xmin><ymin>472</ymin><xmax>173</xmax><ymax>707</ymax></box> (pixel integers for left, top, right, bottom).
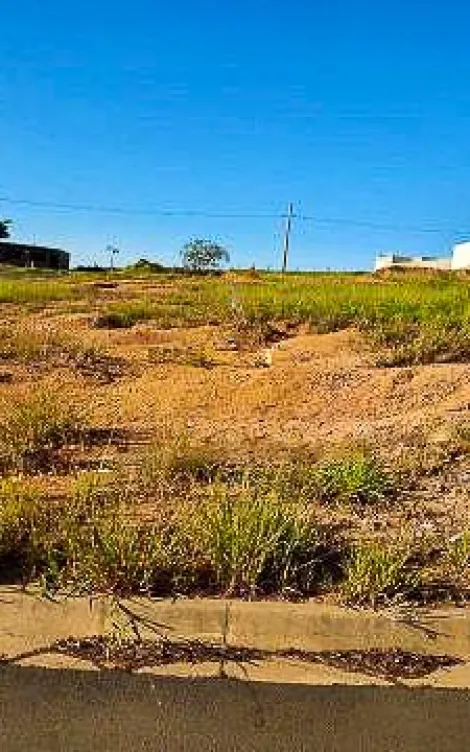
<box><xmin>129</xmin><ymin>259</ymin><xmax>167</xmax><ymax>273</ymax></box>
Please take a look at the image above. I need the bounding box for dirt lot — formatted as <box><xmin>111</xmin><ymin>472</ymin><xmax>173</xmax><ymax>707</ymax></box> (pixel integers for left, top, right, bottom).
<box><xmin>3</xmin><ymin>297</ymin><xmax>470</xmax><ymax>506</ymax></box>
<box><xmin>2</xmin><ymin>272</ymin><xmax>470</xmax><ymax>601</ymax></box>
<box><xmin>5</xmin><ymin>303</ymin><xmax>470</xmax><ymax>449</ymax></box>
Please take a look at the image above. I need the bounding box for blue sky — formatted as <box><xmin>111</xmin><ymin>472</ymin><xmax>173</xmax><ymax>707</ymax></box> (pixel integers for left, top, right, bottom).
<box><xmin>2</xmin><ymin>1</ymin><xmax>470</xmax><ymax>269</ymax></box>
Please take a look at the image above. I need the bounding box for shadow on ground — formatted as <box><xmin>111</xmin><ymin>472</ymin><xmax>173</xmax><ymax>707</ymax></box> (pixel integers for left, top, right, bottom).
<box><xmin>1</xmin><ymin>663</ymin><xmax>469</xmax><ymax>752</ymax></box>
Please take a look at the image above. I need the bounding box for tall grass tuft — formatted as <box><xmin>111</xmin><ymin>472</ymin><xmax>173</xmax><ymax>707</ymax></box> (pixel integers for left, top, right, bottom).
<box><xmin>186</xmin><ymin>480</ymin><xmax>318</xmax><ymax>595</ymax></box>
<box><xmin>342</xmin><ymin>540</ymin><xmax>419</xmax><ymax>607</ymax></box>
<box><xmin>0</xmin><ymin>389</ymin><xmax>87</xmax><ymax>473</ymax></box>
<box><xmin>0</xmin><ymin>478</ymin><xmax>58</xmax><ymax>583</ymax></box>
<box><xmin>440</xmin><ymin>531</ymin><xmax>470</xmax><ymax>593</ymax></box>
<box><xmin>93</xmin><ymin>300</ymin><xmax>156</xmax><ymax>328</ymax></box>
<box><xmin>49</xmin><ymin>475</ymin><xmax>164</xmax><ymax>595</ymax></box>
<box><xmin>312</xmin><ymin>451</ymin><xmax>393</xmax><ymax>505</ymax></box>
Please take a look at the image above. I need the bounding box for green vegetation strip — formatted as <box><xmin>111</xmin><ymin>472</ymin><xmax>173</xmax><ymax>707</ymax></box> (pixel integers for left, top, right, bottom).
<box><xmin>3</xmin><ymin>268</ymin><xmax>470</xmax><ymax>363</ymax></box>
<box><xmin>0</xmin><ymin>422</ymin><xmax>468</xmax><ymax>606</ymax></box>
<box><xmin>80</xmin><ymin>269</ymin><xmax>470</xmax><ymax>364</ymax></box>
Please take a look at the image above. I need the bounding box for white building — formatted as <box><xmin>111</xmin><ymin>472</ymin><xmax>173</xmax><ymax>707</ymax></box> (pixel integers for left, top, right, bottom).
<box><xmin>375</xmin><ymin>242</ymin><xmax>470</xmax><ymax>272</ymax></box>
<box><xmin>451</xmin><ymin>241</ymin><xmax>470</xmax><ymax>270</ymax></box>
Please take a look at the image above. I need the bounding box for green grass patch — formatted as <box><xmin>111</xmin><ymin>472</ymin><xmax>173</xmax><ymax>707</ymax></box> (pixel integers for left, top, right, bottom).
<box><xmin>6</xmin><ymin>267</ymin><xmax>470</xmax><ymax>367</ymax></box>
<box><xmin>93</xmin><ymin>300</ymin><xmax>156</xmax><ymax>328</ymax></box>
<box><xmin>312</xmin><ymin>451</ymin><xmax>394</xmax><ymax>505</ymax></box>
<box><xmin>0</xmin><ymin>279</ymin><xmax>77</xmax><ymax>304</ymax></box>
<box><xmin>161</xmin><ymin>272</ymin><xmax>470</xmax><ymax>364</ymax></box>
<box><xmin>342</xmin><ymin>539</ymin><xmax>420</xmax><ymax>607</ymax></box>
<box><xmin>185</xmin><ymin>481</ymin><xmax>317</xmax><ymax>595</ymax></box>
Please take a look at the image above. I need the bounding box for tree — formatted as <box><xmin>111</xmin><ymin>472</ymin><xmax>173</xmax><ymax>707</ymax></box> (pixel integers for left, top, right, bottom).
<box><xmin>131</xmin><ymin>258</ymin><xmax>167</xmax><ymax>273</ymax></box>
<box><xmin>181</xmin><ymin>238</ymin><xmax>230</xmax><ymax>272</ymax></box>
<box><xmin>0</xmin><ymin>219</ymin><xmax>11</xmax><ymax>239</ymax></box>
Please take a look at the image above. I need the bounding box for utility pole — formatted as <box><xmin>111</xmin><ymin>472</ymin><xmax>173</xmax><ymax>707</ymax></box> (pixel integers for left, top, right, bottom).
<box><xmin>281</xmin><ymin>202</ymin><xmax>294</xmax><ymax>273</ymax></box>
<box><xmin>107</xmin><ymin>244</ymin><xmax>120</xmax><ymax>271</ymax></box>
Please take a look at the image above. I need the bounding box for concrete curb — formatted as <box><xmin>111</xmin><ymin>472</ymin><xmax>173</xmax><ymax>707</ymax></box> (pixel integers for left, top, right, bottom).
<box><xmin>2</xmin><ymin>587</ymin><xmax>470</xmax><ymax>686</ymax></box>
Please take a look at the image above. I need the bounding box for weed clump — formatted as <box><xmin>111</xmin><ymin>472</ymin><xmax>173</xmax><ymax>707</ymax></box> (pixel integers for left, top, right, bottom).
<box><xmin>342</xmin><ymin>540</ymin><xmax>420</xmax><ymax>608</ymax></box>
<box><xmin>311</xmin><ymin>451</ymin><xmax>394</xmax><ymax>505</ymax></box>
<box><xmin>424</xmin><ymin>531</ymin><xmax>470</xmax><ymax>601</ymax></box>
<box><xmin>0</xmin><ymin>479</ymin><xmax>50</xmax><ymax>581</ymax></box>
<box><xmin>93</xmin><ymin>301</ymin><xmax>155</xmax><ymax>329</ymax></box>
<box><xmin>371</xmin><ymin>319</ymin><xmax>470</xmax><ymax>367</ymax></box>
<box><xmin>0</xmin><ymin>390</ymin><xmax>87</xmax><ymax>473</ymax></box>
<box><xmin>148</xmin><ymin>345</ymin><xmax>218</xmax><ymax>369</ymax></box>
<box><xmin>182</xmin><ymin>480</ymin><xmax>319</xmax><ymax>596</ymax></box>
<box><xmin>0</xmin><ymin>327</ymin><xmax>55</xmax><ymax>362</ymax></box>
<box><xmin>0</xmin><ymin>326</ymin><xmax>123</xmax><ymax>382</ymax></box>
<box><xmin>48</xmin><ymin>476</ymin><xmax>164</xmax><ymax>594</ymax></box>
<box><xmin>0</xmin><ymin>474</ymin><xmax>165</xmax><ymax>593</ymax></box>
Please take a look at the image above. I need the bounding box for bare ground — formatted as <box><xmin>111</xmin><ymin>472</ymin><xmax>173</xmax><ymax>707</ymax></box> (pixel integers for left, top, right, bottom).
<box><xmin>2</xmin><ymin>305</ymin><xmax>470</xmax><ymax>536</ymax></box>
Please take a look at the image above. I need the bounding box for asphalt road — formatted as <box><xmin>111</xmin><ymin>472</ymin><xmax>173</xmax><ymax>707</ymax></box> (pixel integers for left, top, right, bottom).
<box><xmin>1</xmin><ymin>664</ymin><xmax>469</xmax><ymax>751</ymax></box>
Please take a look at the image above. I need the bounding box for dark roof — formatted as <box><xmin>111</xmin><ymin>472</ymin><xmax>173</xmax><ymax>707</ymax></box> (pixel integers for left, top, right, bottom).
<box><xmin>0</xmin><ymin>240</ymin><xmax>68</xmax><ymax>255</ymax></box>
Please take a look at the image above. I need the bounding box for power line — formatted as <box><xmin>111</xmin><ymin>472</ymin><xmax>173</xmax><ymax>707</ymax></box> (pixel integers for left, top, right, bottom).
<box><xmin>0</xmin><ymin>194</ymin><xmax>463</xmax><ymax>235</ymax></box>
<box><xmin>298</xmin><ymin>215</ymin><xmax>447</xmax><ymax>234</ymax></box>
<box><xmin>0</xmin><ymin>196</ymin><xmax>282</xmax><ymax>219</ymax></box>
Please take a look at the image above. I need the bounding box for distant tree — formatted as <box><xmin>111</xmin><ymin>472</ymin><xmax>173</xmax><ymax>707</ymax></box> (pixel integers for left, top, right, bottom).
<box><xmin>0</xmin><ymin>219</ymin><xmax>12</xmax><ymax>239</ymax></box>
<box><xmin>181</xmin><ymin>238</ymin><xmax>230</xmax><ymax>272</ymax></box>
<box><xmin>131</xmin><ymin>258</ymin><xmax>167</xmax><ymax>273</ymax></box>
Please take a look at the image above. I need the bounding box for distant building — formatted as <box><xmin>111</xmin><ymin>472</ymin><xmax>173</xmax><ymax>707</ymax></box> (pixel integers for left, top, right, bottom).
<box><xmin>0</xmin><ymin>241</ymin><xmax>70</xmax><ymax>270</ymax></box>
<box><xmin>374</xmin><ymin>253</ymin><xmax>451</xmax><ymax>271</ymax></box>
<box><xmin>451</xmin><ymin>241</ymin><xmax>470</xmax><ymax>270</ymax></box>
<box><xmin>375</xmin><ymin>242</ymin><xmax>470</xmax><ymax>272</ymax></box>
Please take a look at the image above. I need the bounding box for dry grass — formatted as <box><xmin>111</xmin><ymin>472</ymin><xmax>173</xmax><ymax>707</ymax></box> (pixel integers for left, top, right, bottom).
<box><xmin>0</xmin><ymin>389</ymin><xmax>88</xmax><ymax>474</ymax></box>
<box><xmin>0</xmin><ymin>268</ymin><xmax>469</xmax><ymax>602</ymax></box>
<box><xmin>148</xmin><ymin>344</ymin><xmax>218</xmax><ymax>369</ymax></box>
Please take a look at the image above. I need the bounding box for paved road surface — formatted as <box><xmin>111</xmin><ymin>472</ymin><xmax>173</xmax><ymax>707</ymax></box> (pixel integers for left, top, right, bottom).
<box><xmin>1</xmin><ymin>664</ymin><xmax>469</xmax><ymax>751</ymax></box>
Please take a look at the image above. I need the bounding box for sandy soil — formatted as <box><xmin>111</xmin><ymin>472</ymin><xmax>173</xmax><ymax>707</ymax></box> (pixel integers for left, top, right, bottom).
<box><xmin>2</xmin><ymin>306</ymin><xmax>470</xmax><ymax>532</ymax></box>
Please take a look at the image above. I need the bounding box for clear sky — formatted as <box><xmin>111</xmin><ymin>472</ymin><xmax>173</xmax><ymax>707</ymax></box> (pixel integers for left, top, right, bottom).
<box><xmin>2</xmin><ymin>1</ymin><xmax>470</xmax><ymax>270</ymax></box>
